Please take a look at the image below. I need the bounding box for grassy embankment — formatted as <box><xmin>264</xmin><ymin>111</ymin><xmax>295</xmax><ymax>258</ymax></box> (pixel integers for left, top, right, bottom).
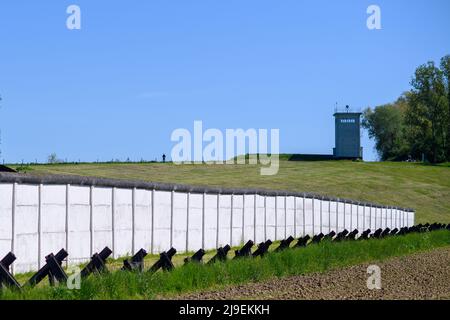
<box><xmin>1</xmin><ymin>230</ymin><xmax>449</xmax><ymax>300</ymax></box>
<box><xmin>10</xmin><ymin>159</ymin><xmax>450</xmax><ymax>224</ymax></box>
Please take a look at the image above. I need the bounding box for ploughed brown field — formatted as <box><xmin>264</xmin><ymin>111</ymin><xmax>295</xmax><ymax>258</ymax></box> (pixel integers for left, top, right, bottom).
<box><xmin>174</xmin><ymin>246</ymin><xmax>450</xmax><ymax>300</ymax></box>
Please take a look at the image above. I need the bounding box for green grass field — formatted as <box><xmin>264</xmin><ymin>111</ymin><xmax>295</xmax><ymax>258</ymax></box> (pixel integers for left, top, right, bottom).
<box><xmin>1</xmin><ymin>230</ymin><xmax>449</xmax><ymax>300</ymax></box>
<box><xmin>11</xmin><ymin>159</ymin><xmax>450</xmax><ymax>223</ymax></box>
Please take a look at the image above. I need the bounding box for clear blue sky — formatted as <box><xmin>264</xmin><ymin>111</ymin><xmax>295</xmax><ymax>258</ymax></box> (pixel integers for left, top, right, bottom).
<box><xmin>1</xmin><ymin>0</ymin><xmax>449</xmax><ymax>163</ymax></box>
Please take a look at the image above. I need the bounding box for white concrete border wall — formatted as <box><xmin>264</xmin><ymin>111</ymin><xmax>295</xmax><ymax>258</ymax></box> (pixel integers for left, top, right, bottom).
<box><xmin>0</xmin><ymin>173</ymin><xmax>415</xmax><ymax>274</ymax></box>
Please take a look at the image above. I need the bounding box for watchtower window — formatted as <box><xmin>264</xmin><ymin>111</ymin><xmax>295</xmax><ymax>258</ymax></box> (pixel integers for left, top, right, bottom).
<box><xmin>340</xmin><ymin>119</ymin><xmax>355</xmax><ymax>123</ymax></box>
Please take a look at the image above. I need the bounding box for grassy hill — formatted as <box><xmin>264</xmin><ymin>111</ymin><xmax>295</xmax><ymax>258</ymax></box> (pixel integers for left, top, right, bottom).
<box><xmin>10</xmin><ymin>160</ymin><xmax>450</xmax><ymax>224</ymax></box>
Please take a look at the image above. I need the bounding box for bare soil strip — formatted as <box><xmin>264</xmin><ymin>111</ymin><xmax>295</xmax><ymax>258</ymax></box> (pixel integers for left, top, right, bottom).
<box><xmin>173</xmin><ymin>246</ymin><xmax>450</xmax><ymax>300</ymax></box>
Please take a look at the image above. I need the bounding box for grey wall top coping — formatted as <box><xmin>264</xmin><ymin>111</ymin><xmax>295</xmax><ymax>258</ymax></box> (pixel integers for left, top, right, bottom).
<box><xmin>0</xmin><ymin>172</ymin><xmax>415</xmax><ymax>212</ymax></box>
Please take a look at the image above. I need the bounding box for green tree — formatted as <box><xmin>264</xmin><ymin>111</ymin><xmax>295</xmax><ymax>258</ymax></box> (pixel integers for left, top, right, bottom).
<box><xmin>406</xmin><ymin>61</ymin><xmax>448</xmax><ymax>163</ymax></box>
<box><xmin>362</xmin><ymin>95</ymin><xmax>409</xmax><ymax>161</ymax></box>
<box><xmin>440</xmin><ymin>55</ymin><xmax>450</xmax><ymax>159</ymax></box>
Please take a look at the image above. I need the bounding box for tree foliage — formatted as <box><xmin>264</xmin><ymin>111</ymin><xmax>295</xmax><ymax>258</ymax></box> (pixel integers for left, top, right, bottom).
<box><xmin>440</xmin><ymin>55</ymin><xmax>450</xmax><ymax>159</ymax></box>
<box><xmin>407</xmin><ymin>60</ymin><xmax>448</xmax><ymax>163</ymax></box>
<box><xmin>362</xmin><ymin>95</ymin><xmax>409</xmax><ymax>161</ymax></box>
<box><xmin>47</xmin><ymin>153</ymin><xmax>62</xmax><ymax>164</ymax></box>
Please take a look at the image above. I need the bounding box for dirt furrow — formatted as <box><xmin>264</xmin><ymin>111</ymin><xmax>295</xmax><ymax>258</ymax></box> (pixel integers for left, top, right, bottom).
<box><xmin>175</xmin><ymin>246</ymin><xmax>450</xmax><ymax>300</ymax></box>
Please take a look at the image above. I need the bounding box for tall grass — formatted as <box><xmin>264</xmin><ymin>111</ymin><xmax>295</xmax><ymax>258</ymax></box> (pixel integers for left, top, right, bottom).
<box><xmin>1</xmin><ymin>230</ymin><xmax>449</xmax><ymax>300</ymax></box>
